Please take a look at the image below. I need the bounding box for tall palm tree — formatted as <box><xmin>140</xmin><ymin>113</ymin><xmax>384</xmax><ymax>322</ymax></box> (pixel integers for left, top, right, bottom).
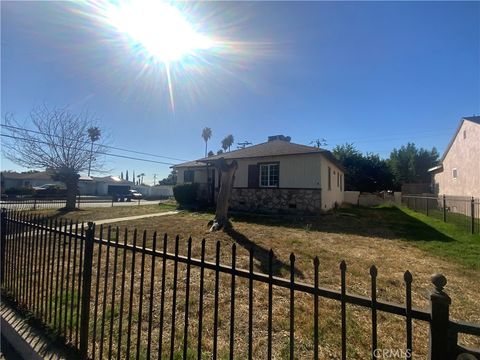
<box><xmin>202</xmin><ymin>127</ymin><xmax>212</xmax><ymax>157</ymax></box>
<box><xmin>221</xmin><ymin>138</ymin><xmax>229</xmax><ymax>152</ymax></box>
<box><xmin>87</xmin><ymin>127</ymin><xmax>101</xmax><ymax>176</ymax></box>
<box><xmin>225</xmin><ymin>134</ymin><xmax>235</xmax><ymax>151</ymax></box>
<box><xmin>140</xmin><ymin>173</ymin><xmax>145</xmax><ymax>184</ymax></box>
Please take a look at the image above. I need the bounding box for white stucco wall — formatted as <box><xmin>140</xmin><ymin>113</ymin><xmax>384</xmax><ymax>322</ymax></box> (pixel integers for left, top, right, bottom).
<box><xmin>433</xmin><ymin>120</ymin><xmax>480</xmax><ymax>197</ymax></box>
<box><xmin>320</xmin><ymin>155</ymin><xmax>345</xmax><ymax>210</ymax></box>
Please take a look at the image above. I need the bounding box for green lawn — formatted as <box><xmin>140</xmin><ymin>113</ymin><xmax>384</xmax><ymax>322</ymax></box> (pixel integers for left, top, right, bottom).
<box><xmin>392</xmin><ymin>205</ymin><xmax>480</xmax><ymax>269</ymax></box>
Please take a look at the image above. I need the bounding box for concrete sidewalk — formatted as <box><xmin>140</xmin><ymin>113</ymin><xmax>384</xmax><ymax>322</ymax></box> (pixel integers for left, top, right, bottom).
<box><xmin>1</xmin><ymin>300</ymin><xmax>77</xmax><ymax>359</ymax></box>
<box><xmin>90</xmin><ymin>210</ymin><xmax>179</xmax><ymax>226</ymax></box>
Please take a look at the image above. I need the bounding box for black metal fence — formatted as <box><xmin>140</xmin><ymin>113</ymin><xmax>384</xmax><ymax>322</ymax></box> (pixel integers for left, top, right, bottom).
<box><xmin>1</xmin><ymin>209</ymin><xmax>479</xmax><ymax>360</ymax></box>
<box><xmin>402</xmin><ymin>195</ymin><xmax>480</xmax><ymax>235</ymax></box>
<box><xmin>0</xmin><ymin>195</ymin><xmax>144</xmax><ymax>211</ymax></box>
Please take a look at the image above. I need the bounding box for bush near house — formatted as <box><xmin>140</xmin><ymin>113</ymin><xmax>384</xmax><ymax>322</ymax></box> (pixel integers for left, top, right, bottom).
<box><xmin>4</xmin><ymin>187</ymin><xmax>35</xmax><ymax>196</ymax></box>
<box><xmin>173</xmin><ymin>183</ymin><xmax>199</xmax><ymax>206</ymax></box>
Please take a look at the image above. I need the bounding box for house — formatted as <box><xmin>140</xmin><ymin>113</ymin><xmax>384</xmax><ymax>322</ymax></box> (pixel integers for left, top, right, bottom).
<box><xmin>429</xmin><ymin>116</ymin><xmax>480</xmax><ymax>197</ymax></box>
<box><xmin>1</xmin><ymin>171</ymin><xmax>63</xmax><ymax>190</ymax></box>
<box><xmin>173</xmin><ymin>135</ymin><xmax>345</xmax><ymax>213</ymax></box>
<box><xmin>0</xmin><ymin>171</ymin><xmax>133</xmax><ymax>196</ymax></box>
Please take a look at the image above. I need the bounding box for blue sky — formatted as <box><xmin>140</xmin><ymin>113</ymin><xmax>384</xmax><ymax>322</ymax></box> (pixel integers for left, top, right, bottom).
<box><xmin>2</xmin><ymin>1</ymin><xmax>479</xmax><ymax>183</ymax></box>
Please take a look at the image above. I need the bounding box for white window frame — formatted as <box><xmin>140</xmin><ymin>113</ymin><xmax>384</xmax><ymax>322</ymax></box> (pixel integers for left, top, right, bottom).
<box><xmin>259</xmin><ymin>163</ymin><xmax>279</xmax><ymax>187</ymax></box>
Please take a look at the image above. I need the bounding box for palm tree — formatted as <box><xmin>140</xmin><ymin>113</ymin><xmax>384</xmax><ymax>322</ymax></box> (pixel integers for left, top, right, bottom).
<box><xmin>222</xmin><ymin>134</ymin><xmax>234</xmax><ymax>152</ymax></box>
<box><xmin>202</xmin><ymin>127</ymin><xmax>212</xmax><ymax>157</ymax></box>
<box><xmin>140</xmin><ymin>173</ymin><xmax>145</xmax><ymax>184</ymax></box>
<box><xmin>225</xmin><ymin>134</ymin><xmax>234</xmax><ymax>151</ymax></box>
<box><xmin>87</xmin><ymin>127</ymin><xmax>101</xmax><ymax>176</ymax></box>
<box><xmin>221</xmin><ymin>138</ymin><xmax>229</xmax><ymax>152</ymax></box>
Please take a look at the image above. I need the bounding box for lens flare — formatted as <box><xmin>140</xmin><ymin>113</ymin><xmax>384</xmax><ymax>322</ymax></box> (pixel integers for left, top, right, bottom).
<box><xmin>69</xmin><ymin>1</ymin><xmax>274</xmax><ymax>114</ymax></box>
<box><xmin>105</xmin><ymin>1</ymin><xmax>213</xmax><ymax>63</ymax></box>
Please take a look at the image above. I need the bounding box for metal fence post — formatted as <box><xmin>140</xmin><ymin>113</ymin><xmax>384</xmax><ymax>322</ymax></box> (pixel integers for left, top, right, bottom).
<box><xmin>1</xmin><ymin>208</ymin><xmax>7</xmax><ymax>285</ymax></box>
<box><xmin>426</xmin><ymin>198</ymin><xmax>429</xmax><ymax>216</ymax></box>
<box><xmin>442</xmin><ymin>195</ymin><xmax>447</xmax><ymax>222</ymax></box>
<box><xmin>471</xmin><ymin>197</ymin><xmax>475</xmax><ymax>235</ymax></box>
<box><xmin>79</xmin><ymin>222</ymin><xmax>95</xmax><ymax>359</ymax></box>
<box><xmin>429</xmin><ymin>274</ymin><xmax>452</xmax><ymax>360</ymax></box>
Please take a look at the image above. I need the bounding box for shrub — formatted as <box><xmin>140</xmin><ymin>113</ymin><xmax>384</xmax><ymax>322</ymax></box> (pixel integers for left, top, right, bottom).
<box><xmin>173</xmin><ymin>183</ymin><xmax>199</xmax><ymax>206</ymax></box>
<box><xmin>4</xmin><ymin>187</ymin><xmax>35</xmax><ymax>196</ymax></box>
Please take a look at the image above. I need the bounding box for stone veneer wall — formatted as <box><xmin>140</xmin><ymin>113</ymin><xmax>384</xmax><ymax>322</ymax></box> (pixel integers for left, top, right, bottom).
<box><xmin>230</xmin><ymin>188</ymin><xmax>322</xmax><ymax>213</ymax></box>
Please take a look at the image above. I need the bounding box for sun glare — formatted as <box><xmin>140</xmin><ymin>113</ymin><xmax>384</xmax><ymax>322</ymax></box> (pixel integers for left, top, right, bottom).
<box><xmin>106</xmin><ymin>1</ymin><xmax>213</xmax><ymax>63</ymax></box>
<box><xmin>74</xmin><ymin>0</ymin><xmax>264</xmax><ymax>113</ymax></box>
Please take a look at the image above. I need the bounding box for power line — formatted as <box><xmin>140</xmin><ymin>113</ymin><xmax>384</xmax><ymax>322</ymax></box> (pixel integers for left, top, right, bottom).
<box><xmin>1</xmin><ymin>123</ymin><xmax>188</xmax><ymax>162</ymax></box>
<box><xmin>1</xmin><ymin>133</ymin><xmax>177</xmax><ymax>166</ymax></box>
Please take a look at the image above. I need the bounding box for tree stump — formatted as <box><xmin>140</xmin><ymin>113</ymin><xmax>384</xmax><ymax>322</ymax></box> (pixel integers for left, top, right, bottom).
<box><xmin>209</xmin><ymin>159</ymin><xmax>238</xmax><ymax>232</ymax></box>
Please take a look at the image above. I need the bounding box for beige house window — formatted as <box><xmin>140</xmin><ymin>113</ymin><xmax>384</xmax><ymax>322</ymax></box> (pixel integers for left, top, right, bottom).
<box><xmin>259</xmin><ymin>163</ymin><xmax>279</xmax><ymax>187</ymax></box>
<box><xmin>452</xmin><ymin>168</ymin><xmax>457</xmax><ymax>179</ymax></box>
<box><xmin>463</xmin><ymin>130</ymin><xmax>467</xmax><ymax>139</ymax></box>
<box><xmin>184</xmin><ymin>170</ymin><xmax>195</xmax><ymax>183</ymax></box>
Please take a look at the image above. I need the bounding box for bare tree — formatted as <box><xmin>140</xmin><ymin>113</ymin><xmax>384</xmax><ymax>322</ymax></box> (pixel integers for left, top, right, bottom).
<box><xmin>2</xmin><ymin>105</ymin><xmax>106</xmax><ymax>210</ymax></box>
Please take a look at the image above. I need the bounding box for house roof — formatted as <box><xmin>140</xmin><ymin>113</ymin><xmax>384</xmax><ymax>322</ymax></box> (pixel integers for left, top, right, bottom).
<box><xmin>92</xmin><ymin>176</ymin><xmax>132</xmax><ymax>184</ymax></box>
<box><xmin>0</xmin><ymin>171</ymin><xmax>53</xmax><ymax>180</ymax></box>
<box><xmin>439</xmin><ymin>116</ymin><xmax>480</xmax><ymax>164</ymax></box>
<box><xmin>173</xmin><ymin>139</ymin><xmax>345</xmax><ymax>171</ymax></box>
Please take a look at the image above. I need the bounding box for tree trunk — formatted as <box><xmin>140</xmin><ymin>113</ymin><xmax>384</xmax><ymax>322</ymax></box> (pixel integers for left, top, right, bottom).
<box><xmin>65</xmin><ymin>177</ymin><xmax>79</xmax><ymax>210</ymax></box>
<box><xmin>209</xmin><ymin>159</ymin><xmax>238</xmax><ymax>232</ymax></box>
<box><xmin>52</xmin><ymin>169</ymin><xmax>80</xmax><ymax>211</ymax></box>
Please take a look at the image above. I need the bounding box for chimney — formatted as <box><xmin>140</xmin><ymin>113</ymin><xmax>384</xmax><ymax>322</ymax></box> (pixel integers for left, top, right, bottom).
<box><xmin>268</xmin><ymin>135</ymin><xmax>291</xmax><ymax>142</ymax></box>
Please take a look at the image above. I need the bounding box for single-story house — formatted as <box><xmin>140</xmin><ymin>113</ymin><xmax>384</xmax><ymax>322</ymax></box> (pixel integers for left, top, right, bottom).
<box><xmin>1</xmin><ymin>171</ymin><xmax>63</xmax><ymax>190</ymax></box>
<box><xmin>173</xmin><ymin>135</ymin><xmax>345</xmax><ymax>213</ymax></box>
<box><xmin>0</xmin><ymin>171</ymin><xmax>134</xmax><ymax>196</ymax></box>
<box><xmin>428</xmin><ymin>116</ymin><xmax>480</xmax><ymax>197</ymax></box>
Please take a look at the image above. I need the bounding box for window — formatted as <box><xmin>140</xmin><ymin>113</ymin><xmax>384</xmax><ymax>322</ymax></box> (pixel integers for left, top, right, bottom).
<box><xmin>340</xmin><ymin>174</ymin><xmax>343</xmax><ymax>191</ymax></box>
<box><xmin>463</xmin><ymin>130</ymin><xmax>467</xmax><ymax>139</ymax></box>
<box><xmin>328</xmin><ymin>167</ymin><xmax>331</xmax><ymax>190</ymax></box>
<box><xmin>337</xmin><ymin>172</ymin><xmax>340</xmax><ymax>187</ymax></box>
<box><xmin>259</xmin><ymin>163</ymin><xmax>279</xmax><ymax>187</ymax></box>
<box><xmin>184</xmin><ymin>170</ymin><xmax>195</xmax><ymax>183</ymax></box>
<box><xmin>452</xmin><ymin>168</ymin><xmax>457</xmax><ymax>179</ymax></box>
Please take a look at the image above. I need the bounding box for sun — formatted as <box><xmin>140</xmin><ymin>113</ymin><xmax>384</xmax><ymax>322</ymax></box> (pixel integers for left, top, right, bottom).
<box><xmin>106</xmin><ymin>1</ymin><xmax>213</xmax><ymax>63</ymax></box>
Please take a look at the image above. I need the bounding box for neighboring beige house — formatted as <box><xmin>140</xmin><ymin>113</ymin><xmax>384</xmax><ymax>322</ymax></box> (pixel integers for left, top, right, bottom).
<box><xmin>1</xmin><ymin>171</ymin><xmax>63</xmax><ymax>190</ymax></box>
<box><xmin>429</xmin><ymin>116</ymin><xmax>480</xmax><ymax>197</ymax></box>
<box><xmin>173</xmin><ymin>135</ymin><xmax>345</xmax><ymax>213</ymax></box>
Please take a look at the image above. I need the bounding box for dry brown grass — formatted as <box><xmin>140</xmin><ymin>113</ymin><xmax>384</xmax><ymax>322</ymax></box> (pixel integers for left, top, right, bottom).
<box><xmin>6</xmin><ymin>206</ymin><xmax>479</xmax><ymax>359</ymax></box>
<box><xmin>86</xmin><ymin>209</ymin><xmax>479</xmax><ymax>359</ymax></box>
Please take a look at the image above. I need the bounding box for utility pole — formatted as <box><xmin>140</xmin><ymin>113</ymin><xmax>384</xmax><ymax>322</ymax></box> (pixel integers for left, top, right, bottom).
<box><xmin>237</xmin><ymin>141</ymin><xmax>252</xmax><ymax>149</ymax></box>
<box><xmin>153</xmin><ymin>174</ymin><xmax>157</xmax><ymax>186</ymax></box>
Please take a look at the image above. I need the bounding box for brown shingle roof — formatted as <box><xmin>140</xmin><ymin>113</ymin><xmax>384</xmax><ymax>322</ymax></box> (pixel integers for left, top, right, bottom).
<box><xmin>173</xmin><ymin>139</ymin><xmax>345</xmax><ymax>171</ymax></box>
